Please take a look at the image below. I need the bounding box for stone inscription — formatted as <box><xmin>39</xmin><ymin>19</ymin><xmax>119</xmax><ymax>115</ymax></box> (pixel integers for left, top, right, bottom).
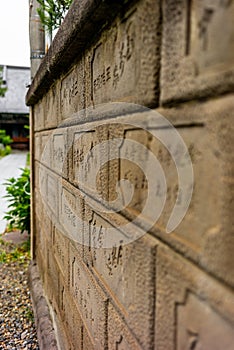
<box><xmin>47</xmin><ymin>173</ymin><xmax>58</xmax><ymax>217</ymax></box>
<box><xmin>87</xmin><ymin>212</ymin><xmax>156</xmax><ymax>349</ymax></box>
<box><xmin>91</xmin><ymin>11</ymin><xmax>138</xmax><ymax>104</ymax></box>
<box><xmin>53</xmin><ymin>228</ymin><xmax>68</xmax><ymax>280</ymax></box>
<box><xmin>190</xmin><ymin>0</ymin><xmax>234</xmax><ymax>72</ymax></box>
<box><xmin>60</xmin><ymin>185</ymin><xmax>83</xmax><ymax>244</ymax></box>
<box><xmin>93</xmin><ymin>21</ymin><xmax>135</xmax><ymax>93</ymax></box>
<box><xmin>60</xmin><ymin>63</ymin><xmax>85</xmax><ymax>121</ymax></box>
<box><xmin>177</xmin><ymin>292</ymin><xmax>234</xmax><ymax>350</ymax></box>
<box><xmin>70</xmin><ymin>246</ymin><xmax>108</xmax><ymax>347</ymax></box>
<box><xmin>116</xmin><ymin>125</ymin><xmax>219</xmax><ymax>252</ymax></box>
<box><xmin>52</xmin><ymin>132</ymin><xmax>66</xmax><ymax>176</ymax></box>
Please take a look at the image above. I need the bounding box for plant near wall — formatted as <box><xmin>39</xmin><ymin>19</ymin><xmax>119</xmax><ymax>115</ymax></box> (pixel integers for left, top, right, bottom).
<box><xmin>0</xmin><ymin>67</ymin><xmax>7</xmax><ymax>97</ymax></box>
<box><xmin>0</xmin><ymin>130</ymin><xmax>13</xmax><ymax>157</ymax></box>
<box><xmin>37</xmin><ymin>0</ymin><xmax>73</xmax><ymax>40</ymax></box>
<box><xmin>4</xmin><ymin>168</ymin><xmax>30</xmax><ymax>233</ymax></box>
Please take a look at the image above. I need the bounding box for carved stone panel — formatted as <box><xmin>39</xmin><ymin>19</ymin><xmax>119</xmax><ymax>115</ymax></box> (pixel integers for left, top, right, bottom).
<box><xmin>87</xmin><ymin>0</ymin><xmax>161</xmax><ymax>107</ymax></box>
<box><xmin>60</xmin><ymin>62</ymin><xmax>85</xmax><ymax>122</ymax></box>
<box><xmin>155</xmin><ymin>245</ymin><xmax>234</xmax><ymax>350</ymax></box>
<box><xmin>161</xmin><ymin>0</ymin><xmax>234</xmax><ymax>103</ymax></box>
<box><xmin>177</xmin><ymin>292</ymin><xmax>234</xmax><ymax>350</ymax></box>
<box><xmin>69</xmin><ymin>245</ymin><xmax>108</xmax><ymax>349</ymax></box>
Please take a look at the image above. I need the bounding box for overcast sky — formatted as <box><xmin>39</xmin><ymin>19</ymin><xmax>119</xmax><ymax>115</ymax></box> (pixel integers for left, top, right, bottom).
<box><xmin>0</xmin><ymin>0</ymin><xmax>30</xmax><ymax>67</ymax></box>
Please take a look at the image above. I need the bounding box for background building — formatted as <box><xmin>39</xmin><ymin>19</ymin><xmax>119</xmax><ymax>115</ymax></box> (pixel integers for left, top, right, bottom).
<box><xmin>0</xmin><ymin>65</ymin><xmax>30</xmax><ymax>149</ymax></box>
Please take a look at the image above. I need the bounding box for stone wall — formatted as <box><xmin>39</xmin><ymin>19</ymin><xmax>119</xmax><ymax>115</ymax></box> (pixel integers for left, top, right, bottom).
<box><xmin>26</xmin><ymin>0</ymin><xmax>234</xmax><ymax>349</ymax></box>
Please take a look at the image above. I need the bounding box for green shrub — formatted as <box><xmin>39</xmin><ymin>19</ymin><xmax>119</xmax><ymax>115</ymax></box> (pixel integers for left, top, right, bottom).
<box><xmin>4</xmin><ymin>168</ymin><xmax>30</xmax><ymax>233</ymax></box>
<box><xmin>4</xmin><ymin>145</ymin><xmax>11</xmax><ymax>155</ymax></box>
<box><xmin>0</xmin><ymin>130</ymin><xmax>13</xmax><ymax>145</ymax></box>
<box><xmin>0</xmin><ymin>145</ymin><xmax>11</xmax><ymax>157</ymax></box>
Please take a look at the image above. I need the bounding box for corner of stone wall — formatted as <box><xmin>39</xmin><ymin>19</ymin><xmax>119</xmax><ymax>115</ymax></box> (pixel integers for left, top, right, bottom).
<box><xmin>28</xmin><ymin>260</ymin><xmax>58</xmax><ymax>350</ymax></box>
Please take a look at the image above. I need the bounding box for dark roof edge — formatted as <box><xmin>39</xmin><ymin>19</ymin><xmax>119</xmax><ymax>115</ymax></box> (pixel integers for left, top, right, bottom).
<box><xmin>0</xmin><ymin>65</ymin><xmax>30</xmax><ymax>70</ymax></box>
<box><xmin>26</xmin><ymin>0</ymin><xmax>133</xmax><ymax>106</ymax></box>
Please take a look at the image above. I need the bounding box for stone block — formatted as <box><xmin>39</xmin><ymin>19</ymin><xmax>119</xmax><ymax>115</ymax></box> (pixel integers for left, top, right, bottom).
<box><xmin>68</xmin><ymin>123</ymin><xmax>109</xmax><ymax>201</ymax></box>
<box><xmin>92</xmin><ymin>103</ymin><xmax>234</xmax><ymax>287</ymax></box>
<box><xmin>69</xmin><ymin>244</ymin><xmax>108</xmax><ymax>349</ymax></box>
<box><xmin>155</xmin><ymin>245</ymin><xmax>234</xmax><ymax>350</ymax></box>
<box><xmin>161</xmin><ymin>0</ymin><xmax>234</xmax><ymax>104</ymax></box>
<box><xmin>51</xmin><ymin>128</ymin><xmax>68</xmax><ymax>178</ymax></box>
<box><xmin>52</xmin><ymin>228</ymin><xmax>69</xmax><ymax>284</ymax></box>
<box><xmin>45</xmin><ymin>250</ymin><xmax>60</xmax><ymax>312</ymax></box>
<box><xmin>59</xmin><ymin>180</ymin><xmax>85</xmax><ymax>251</ymax></box>
<box><xmin>59</xmin><ymin>61</ymin><xmax>85</xmax><ymax>123</ymax></box>
<box><xmin>85</xmin><ymin>0</ymin><xmax>161</xmax><ymax>108</ymax></box>
<box><xmin>34</xmin><ymin>133</ymin><xmax>41</xmax><ymax>162</ymax></box>
<box><xmin>108</xmin><ymin>303</ymin><xmax>142</xmax><ymax>350</ymax></box>
<box><xmin>34</xmin><ymin>99</ymin><xmax>44</xmax><ymax>131</ymax></box>
<box><xmin>47</xmin><ymin>171</ymin><xmax>59</xmax><ymax>220</ymax></box>
<box><xmin>44</xmin><ymin>80</ymin><xmax>60</xmax><ymax>129</ymax></box>
<box><xmin>62</xmin><ymin>290</ymin><xmax>83</xmax><ymax>350</ymax></box>
<box><xmin>84</xmin><ymin>209</ymin><xmax>156</xmax><ymax>349</ymax></box>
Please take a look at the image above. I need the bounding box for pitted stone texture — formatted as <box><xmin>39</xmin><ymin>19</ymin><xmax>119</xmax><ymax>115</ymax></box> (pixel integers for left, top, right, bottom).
<box><xmin>108</xmin><ymin>304</ymin><xmax>142</xmax><ymax>350</ymax></box>
<box><xmin>44</xmin><ymin>80</ymin><xmax>60</xmax><ymax>129</ymax></box>
<box><xmin>34</xmin><ymin>99</ymin><xmax>45</xmax><ymax>131</ymax></box>
<box><xmin>91</xmin><ymin>100</ymin><xmax>234</xmax><ymax>287</ymax></box>
<box><xmin>59</xmin><ymin>61</ymin><xmax>85</xmax><ymax>123</ymax></box>
<box><xmin>161</xmin><ymin>0</ymin><xmax>234</xmax><ymax>104</ymax></box>
<box><xmin>85</xmin><ymin>212</ymin><xmax>156</xmax><ymax>350</ymax></box>
<box><xmin>69</xmin><ymin>244</ymin><xmax>108</xmax><ymax>349</ymax></box>
<box><xmin>86</xmin><ymin>0</ymin><xmax>161</xmax><ymax>108</ymax></box>
<box><xmin>50</xmin><ymin>128</ymin><xmax>69</xmax><ymax>178</ymax></box>
<box><xmin>68</xmin><ymin>123</ymin><xmax>109</xmax><ymax>201</ymax></box>
<box><xmin>52</xmin><ymin>228</ymin><xmax>69</xmax><ymax>284</ymax></box>
<box><xmin>155</xmin><ymin>245</ymin><xmax>234</xmax><ymax>350</ymax></box>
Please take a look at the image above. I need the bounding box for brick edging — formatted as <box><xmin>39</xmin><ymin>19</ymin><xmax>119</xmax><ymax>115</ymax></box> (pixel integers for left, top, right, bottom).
<box><xmin>28</xmin><ymin>260</ymin><xmax>58</xmax><ymax>350</ymax></box>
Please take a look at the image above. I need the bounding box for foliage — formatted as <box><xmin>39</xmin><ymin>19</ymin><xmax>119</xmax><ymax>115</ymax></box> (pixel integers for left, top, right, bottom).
<box><xmin>0</xmin><ymin>237</ymin><xmax>30</xmax><ymax>264</ymax></box>
<box><xmin>0</xmin><ymin>129</ymin><xmax>13</xmax><ymax>146</ymax></box>
<box><xmin>0</xmin><ymin>130</ymin><xmax>12</xmax><ymax>157</ymax></box>
<box><xmin>0</xmin><ymin>67</ymin><xmax>7</xmax><ymax>97</ymax></box>
<box><xmin>0</xmin><ymin>145</ymin><xmax>11</xmax><ymax>157</ymax></box>
<box><xmin>4</xmin><ymin>168</ymin><xmax>30</xmax><ymax>233</ymax></box>
<box><xmin>37</xmin><ymin>0</ymin><xmax>73</xmax><ymax>36</ymax></box>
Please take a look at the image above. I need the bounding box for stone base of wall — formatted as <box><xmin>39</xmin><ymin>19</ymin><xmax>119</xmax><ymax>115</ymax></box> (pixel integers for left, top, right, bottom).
<box><xmin>28</xmin><ymin>261</ymin><xmax>58</xmax><ymax>350</ymax></box>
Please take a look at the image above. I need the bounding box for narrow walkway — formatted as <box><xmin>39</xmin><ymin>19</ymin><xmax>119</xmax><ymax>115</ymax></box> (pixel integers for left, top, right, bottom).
<box><xmin>0</xmin><ymin>151</ymin><xmax>27</xmax><ymax>234</ymax></box>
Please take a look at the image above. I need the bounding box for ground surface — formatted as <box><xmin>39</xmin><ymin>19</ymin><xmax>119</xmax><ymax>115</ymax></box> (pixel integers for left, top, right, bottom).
<box><xmin>0</xmin><ymin>232</ymin><xmax>39</xmax><ymax>349</ymax></box>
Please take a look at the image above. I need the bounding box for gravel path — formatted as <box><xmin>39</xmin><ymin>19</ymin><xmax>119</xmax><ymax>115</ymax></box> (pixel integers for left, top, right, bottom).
<box><xmin>0</xmin><ymin>237</ymin><xmax>39</xmax><ymax>349</ymax></box>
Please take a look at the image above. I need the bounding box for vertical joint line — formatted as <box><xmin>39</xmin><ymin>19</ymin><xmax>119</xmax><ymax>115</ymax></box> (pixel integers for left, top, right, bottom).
<box><xmin>185</xmin><ymin>0</ymin><xmax>192</xmax><ymax>55</ymax></box>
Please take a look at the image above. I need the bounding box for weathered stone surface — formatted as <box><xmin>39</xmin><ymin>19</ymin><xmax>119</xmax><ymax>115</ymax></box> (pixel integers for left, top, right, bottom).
<box><xmin>34</xmin><ymin>99</ymin><xmax>44</xmax><ymax>131</ymax></box>
<box><xmin>68</xmin><ymin>123</ymin><xmax>109</xmax><ymax>201</ymax></box>
<box><xmin>51</xmin><ymin>128</ymin><xmax>68</xmax><ymax>178</ymax></box>
<box><xmin>62</xmin><ymin>292</ymin><xmax>83</xmax><ymax>350</ymax></box>
<box><xmin>85</xmin><ymin>213</ymin><xmax>157</xmax><ymax>349</ymax></box>
<box><xmin>26</xmin><ymin>0</ymin><xmax>136</xmax><ymax>106</ymax></box>
<box><xmin>69</xmin><ymin>244</ymin><xmax>108</xmax><ymax>349</ymax></box>
<box><xmin>108</xmin><ymin>303</ymin><xmax>142</xmax><ymax>350</ymax></box>
<box><xmin>28</xmin><ymin>0</ymin><xmax>234</xmax><ymax>348</ymax></box>
<box><xmin>86</xmin><ymin>0</ymin><xmax>161</xmax><ymax>108</ymax></box>
<box><xmin>52</xmin><ymin>228</ymin><xmax>69</xmax><ymax>284</ymax></box>
<box><xmin>59</xmin><ymin>61</ymin><xmax>85</xmax><ymax>123</ymax></box>
<box><xmin>155</xmin><ymin>245</ymin><xmax>234</xmax><ymax>350</ymax></box>
<box><xmin>34</xmin><ymin>133</ymin><xmax>41</xmax><ymax>161</ymax></box>
<box><xmin>44</xmin><ymin>80</ymin><xmax>60</xmax><ymax>129</ymax></box>
<box><xmin>161</xmin><ymin>0</ymin><xmax>234</xmax><ymax>104</ymax></box>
